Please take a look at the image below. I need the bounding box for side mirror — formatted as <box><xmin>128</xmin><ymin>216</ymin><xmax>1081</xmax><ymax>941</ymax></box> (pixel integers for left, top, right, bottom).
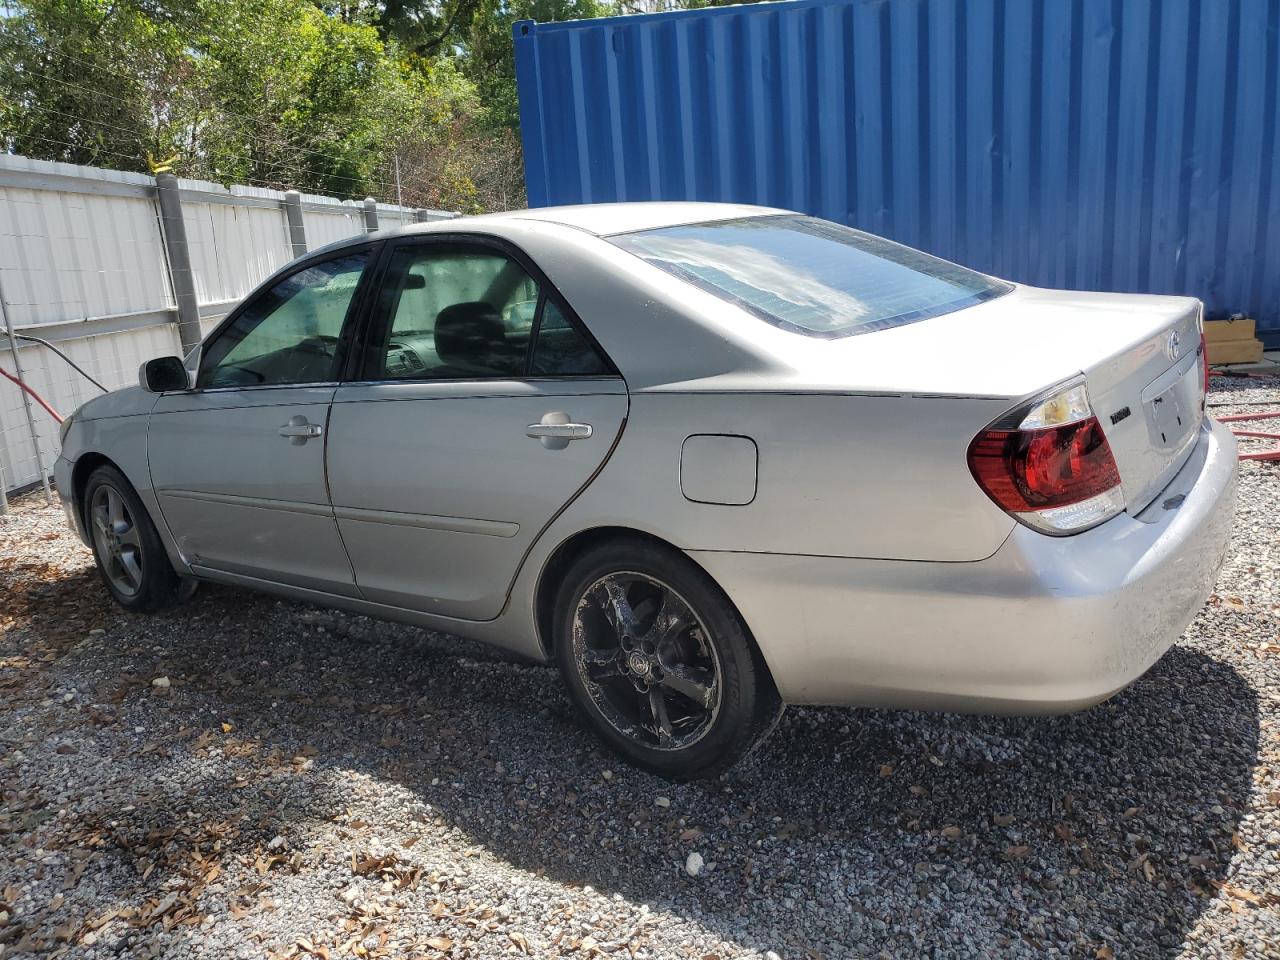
<box><xmin>140</xmin><ymin>356</ymin><xmax>190</xmax><ymax>393</ymax></box>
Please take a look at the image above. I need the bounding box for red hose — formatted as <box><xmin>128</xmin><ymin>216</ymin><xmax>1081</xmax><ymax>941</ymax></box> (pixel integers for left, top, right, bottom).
<box><xmin>1217</xmin><ymin>410</ymin><xmax>1280</xmax><ymax>461</ymax></box>
<box><xmin>0</xmin><ymin>365</ymin><xmax>63</xmax><ymax>423</ymax></box>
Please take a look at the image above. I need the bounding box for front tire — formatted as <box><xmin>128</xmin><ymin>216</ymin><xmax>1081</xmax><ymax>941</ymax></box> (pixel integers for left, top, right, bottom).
<box><xmin>83</xmin><ymin>465</ymin><xmax>188</xmax><ymax>612</ymax></box>
<box><xmin>553</xmin><ymin>538</ymin><xmax>781</xmax><ymax>779</ymax></box>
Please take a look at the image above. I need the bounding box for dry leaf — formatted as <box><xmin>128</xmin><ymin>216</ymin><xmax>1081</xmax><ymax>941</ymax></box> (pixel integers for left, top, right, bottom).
<box><xmin>221</xmin><ymin>722</ymin><xmax>234</xmax><ymax>733</ymax></box>
<box><xmin>908</xmin><ymin>785</ymin><xmax>927</xmax><ymax>796</ymax></box>
<box><xmin>993</xmin><ymin>813</ymin><xmax>1014</xmax><ymax>827</ymax></box>
<box><xmin>1213</xmin><ymin>881</ymin><xmax>1262</xmax><ymax>905</ymax></box>
<box><xmin>509</xmin><ymin>931</ymin><xmax>531</xmax><ymax>953</ymax></box>
<box><xmin>425</xmin><ymin>935</ymin><xmax>454</xmax><ymax>951</ymax></box>
<box><xmin>1004</xmin><ymin>844</ymin><xmax>1031</xmax><ymax>859</ymax></box>
<box><xmin>1096</xmin><ymin>947</ymin><xmax>1115</xmax><ymax>960</ymax></box>
<box><xmin>878</xmin><ymin>764</ymin><xmax>894</xmax><ymax>778</ymax></box>
<box><xmin>941</xmin><ymin>826</ymin><xmax>962</xmax><ymax>839</ymax></box>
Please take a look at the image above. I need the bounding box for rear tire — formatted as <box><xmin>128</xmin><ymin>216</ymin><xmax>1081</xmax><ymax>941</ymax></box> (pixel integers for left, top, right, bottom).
<box><xmin>83</xmin><ymin>465</ymin><xmax>188</xmax><ymax>612</ymax></box>
<box><xmin>552</xmin><ymin>538</ymin><xmax>782</xmax><ymax>779</ymax></box>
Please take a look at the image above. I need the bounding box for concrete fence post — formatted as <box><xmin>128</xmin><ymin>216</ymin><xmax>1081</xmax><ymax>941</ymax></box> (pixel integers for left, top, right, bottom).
<box><xmin>283</xmin><ymin>190</ymin><xmax>308</xmax><ymax>258</ymax></box>
<box><xmin>0</xmin><ymin>272</ymin><xmax>52</xmax><ymax>503</ymax></box>
<box><xmin>154</xmin><ymin>173</ymin><xmax>203</xmax><ymax>357</ymax></box>
<box><xmin>363</xmin><ymin>197</ymin><xmax>379</xmax><ymax>234</ymax></box>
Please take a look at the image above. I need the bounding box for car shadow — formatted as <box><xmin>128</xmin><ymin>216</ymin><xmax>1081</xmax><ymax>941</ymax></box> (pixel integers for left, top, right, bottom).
<box><xmin>141</xmin><ymin>581</ymin><xmax>1263</xmax><ymax>956</ymax></box>
<box><xmin>3</xmin><ymin>572</ymin><xmax>1261</xmax><ymax>958</ymax></box>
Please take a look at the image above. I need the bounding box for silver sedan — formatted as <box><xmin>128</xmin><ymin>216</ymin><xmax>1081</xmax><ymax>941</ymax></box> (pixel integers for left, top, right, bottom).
<box><xmin>54</xmin><ymin>203</ymin><xmax>1238</xmax><ymax>778</ymax></box>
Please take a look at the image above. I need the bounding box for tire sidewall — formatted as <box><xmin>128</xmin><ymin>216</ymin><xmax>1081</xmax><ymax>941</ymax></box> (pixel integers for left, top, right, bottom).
<box><xmin>553</xmin><ymin>539</ymin><xmax>767</xmax><ymax>779</ymax></box>
<box><xmin>83</xmin><ymin>466</ymin><xmax>179</xmax><ymax>612</ymax></box>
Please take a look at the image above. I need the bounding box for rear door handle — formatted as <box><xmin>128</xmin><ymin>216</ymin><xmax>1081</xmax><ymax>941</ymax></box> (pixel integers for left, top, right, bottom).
<box><xmin>527</xmin><ymin>413</ymin><xmax>592</xmax><ymax>449</ymax></box>
<box><xmin>526</xmin><ymin>423</ymin><xmax>592</xmax><ymax>440</ymax></box>
<box><xmin>279</xmin><ymin>415</ymin><xmax>323</xmax><ymax>445</ymax></box>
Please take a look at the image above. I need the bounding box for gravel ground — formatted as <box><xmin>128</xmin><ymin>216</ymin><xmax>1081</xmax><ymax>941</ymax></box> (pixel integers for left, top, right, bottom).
<box><xmin>1</xmin><ymin>379</ymin><xmax>1278</xmax><ymax>960</ymax></box>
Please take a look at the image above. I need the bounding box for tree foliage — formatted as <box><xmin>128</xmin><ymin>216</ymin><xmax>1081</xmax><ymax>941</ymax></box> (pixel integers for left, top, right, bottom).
<box><xmin>0</xmin><ymin>0</ymin><xmax>769</xmax><ymax>212</ymax></box>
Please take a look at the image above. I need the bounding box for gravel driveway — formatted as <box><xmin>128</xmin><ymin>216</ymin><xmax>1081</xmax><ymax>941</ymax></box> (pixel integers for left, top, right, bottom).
<box><xmin>2</xmin><ymin>380</ymin><xmax>1278</xmax><ymax>960</ymax></box>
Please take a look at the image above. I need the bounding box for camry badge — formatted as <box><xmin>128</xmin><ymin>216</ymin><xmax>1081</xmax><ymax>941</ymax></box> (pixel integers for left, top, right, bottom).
<box><xmin>1166</xmin><ymin>331</ymin><xmax>1182</xmax><ymax>362</ymax></box>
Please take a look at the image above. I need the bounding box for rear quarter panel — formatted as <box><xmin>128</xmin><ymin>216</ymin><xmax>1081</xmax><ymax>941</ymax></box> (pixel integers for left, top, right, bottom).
<box><xmin>551</xmin><ymin>390</ymin><xmax>1016</xmax><ymax>561</ymax></box>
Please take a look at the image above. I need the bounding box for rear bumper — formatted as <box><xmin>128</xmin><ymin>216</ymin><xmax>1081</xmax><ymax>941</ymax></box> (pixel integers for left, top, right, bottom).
<box><xmin>691</xmin><ymin>419</ymin><xmax>1238</xmax><ymax>711</ymax></box>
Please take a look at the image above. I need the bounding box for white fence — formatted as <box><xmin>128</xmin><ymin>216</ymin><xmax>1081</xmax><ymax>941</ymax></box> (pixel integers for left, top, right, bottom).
<box><xmin>0</xmin><ymin>153</ymin><xmax>455</xmax><ymax>497</ymax></box>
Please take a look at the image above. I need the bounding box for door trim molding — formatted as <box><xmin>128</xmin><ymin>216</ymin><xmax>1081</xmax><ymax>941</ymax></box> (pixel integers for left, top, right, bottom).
<box><xmin>333</xmin><ymin>505</ymin><xmax>519</xmax><ymax>538</ymax></box>
<box><xmin>157</xmin><ymin>488</ymin><xmax>334</xmax><ymax>517</ymax></box>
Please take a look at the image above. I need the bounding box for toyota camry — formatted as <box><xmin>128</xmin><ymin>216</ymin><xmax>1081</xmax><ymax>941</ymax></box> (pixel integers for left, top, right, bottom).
<box><xmin>54</xmin><ymin>203</ymin><xmax>1238</xmax><ymax>778</ymax></box>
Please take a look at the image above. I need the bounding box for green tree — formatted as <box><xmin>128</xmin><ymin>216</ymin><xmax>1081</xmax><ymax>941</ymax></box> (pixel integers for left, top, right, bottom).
<box><xmin>0</xmin><ymin>0</ymin><xmax>191</xmax><ymax>169</ymax></box>
<box><xmin>0</xmin><ymin>0</ymin><xmax>480</xmax><ymax>202</ymax></box>
<box><xmin>0</xmin><ymin>0</ymin><xmax>767</xmax><ymax>212</ymax></box>
<box><xmin>190</xmin><ymin>0</ymin><xmax>430</xmax><ymax>197</ymax></box>
<box><xmin>463</xmin><ymin>0</ymin><xmax>608</xmax><ymax>134</ymax></box>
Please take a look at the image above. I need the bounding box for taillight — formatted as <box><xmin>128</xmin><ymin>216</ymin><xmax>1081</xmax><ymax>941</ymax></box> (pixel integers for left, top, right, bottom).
<box><xmin>1200</xmin><ymin>331</ymin><xmax>1210</xmax><ymax>398</ymax></box>
<box><xmin>967</xmin><ymin>381</ymin><xmax>1125</xmax><ymax>535</ymax></box>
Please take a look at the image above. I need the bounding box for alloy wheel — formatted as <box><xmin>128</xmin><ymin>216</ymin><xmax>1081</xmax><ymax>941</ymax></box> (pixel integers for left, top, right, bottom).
<box><xmin>571</xmin><ymin>571</ymin><xmax>722</xmax><ymax>751</ymax></box>
<box><xmin>89</xmin><ymin>484</ymin><xmax>143</xmax><ymax>597</ymax></box>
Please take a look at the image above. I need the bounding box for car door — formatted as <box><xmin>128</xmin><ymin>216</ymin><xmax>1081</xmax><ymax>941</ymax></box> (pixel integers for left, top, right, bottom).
<box><xmin>326</xmin><ymin>236</ymin><xmax>628</xmax><ymax>620</ymax></box>
<box><xmin>149</xmin><ymin>247</ymin><xmax>374</xmax><ymax>595</ymax></box>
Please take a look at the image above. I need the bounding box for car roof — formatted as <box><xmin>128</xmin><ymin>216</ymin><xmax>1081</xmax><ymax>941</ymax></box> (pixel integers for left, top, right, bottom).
<box><xmin>305</xmin><ymin>203</ymin><xmax>789</xmax><ymax>258</ymax></box>
<box><xmin>460</xmin><ymin>201</ymin><xmax>787</xmax><ymax>236</ymax></box>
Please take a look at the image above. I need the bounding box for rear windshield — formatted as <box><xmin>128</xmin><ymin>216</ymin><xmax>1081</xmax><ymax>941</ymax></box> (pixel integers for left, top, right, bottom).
<box><xmin>608</xmin><ymin>214</ymin><xmax>1011</xmax><ymax>338</ymax></box>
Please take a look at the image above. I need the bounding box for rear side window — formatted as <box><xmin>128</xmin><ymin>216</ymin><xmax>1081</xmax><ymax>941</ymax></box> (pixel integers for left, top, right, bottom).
<box><xmin>364</xmin><ymin>243</ymin><xmax>613</xmax><ymax>381</ymax></box>
<box><xmin>609</xmin><ymin>214</ymin><xmax>1011</xmax><ymax>338</ymax></box>
<box><xmin>531</xmin><ymin>301</ymin><xmax>610</xmax><ymax>376</ymax></box>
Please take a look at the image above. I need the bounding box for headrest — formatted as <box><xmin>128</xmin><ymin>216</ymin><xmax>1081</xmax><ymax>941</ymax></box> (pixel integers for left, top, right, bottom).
<box><xmin>433</xmin><ymin>301</ymin><xmax>508</xmax><ymax>369</ymax></box>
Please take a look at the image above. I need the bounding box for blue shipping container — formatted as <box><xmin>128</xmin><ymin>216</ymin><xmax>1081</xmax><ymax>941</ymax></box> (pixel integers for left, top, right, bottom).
<box><xmin>514</xmin><ymin>0</ymin><xmax>1280</xmax><ymax>345</ymax></box>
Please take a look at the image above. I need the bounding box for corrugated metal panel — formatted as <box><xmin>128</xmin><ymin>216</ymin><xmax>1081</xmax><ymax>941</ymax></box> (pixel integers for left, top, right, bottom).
<box><xmin>0</xmin><ymin>156</ymin><xmax>459</xmax><ymax>491</ymax></box>
<box><xmin>181</xmin><ymin>198</ymin><xmax>293</xmax><ymax>306</ymax></box>
<box><xmin>515</xmin><ymin>0</ymin><xmax>1280</xmax><ymax>341</ymax></box>
<box><xmin>0</xmin><ymin>183</ymin><xmax>170</xmax><ymax>328</ymax></box>
<box><xmin>0</xmin><ymin>325</ymin><xmax>182</xmax><ymax>490</ymax></box>
<box><xmin>303</xmin><ymin>206</ymin><xmax>368</xmax><ymax>248</ymax></box>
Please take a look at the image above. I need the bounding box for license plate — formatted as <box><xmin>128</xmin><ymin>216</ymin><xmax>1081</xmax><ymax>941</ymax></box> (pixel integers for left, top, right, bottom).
<box><xmin>1145</xmin><ymin>361</ymin><xmax>1200</xmax><ymax>452</ymax></box>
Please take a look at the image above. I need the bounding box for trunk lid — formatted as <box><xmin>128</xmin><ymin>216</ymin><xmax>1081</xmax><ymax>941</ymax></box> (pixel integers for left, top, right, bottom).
<box><xmin>1080</xmin><ymin>300</ymin><xmax>1204</xmax><ymax>513</ymax></box>
<box><xmin>792</xmin><ymin>284</ymin><xmax>1205</xmax><ymax>513</ymax></box>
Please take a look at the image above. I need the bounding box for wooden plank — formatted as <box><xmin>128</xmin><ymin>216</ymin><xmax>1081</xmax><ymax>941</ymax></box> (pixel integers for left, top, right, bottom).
<box><xmin>1207</xmin><ymin>337</ymin><xmax>1265</xmax><ymax>364</ymax></box>
<box><xmin>1204</xmin><ymin>317</ymin><xmax>1256</xmax><ymax>342</ymax></box>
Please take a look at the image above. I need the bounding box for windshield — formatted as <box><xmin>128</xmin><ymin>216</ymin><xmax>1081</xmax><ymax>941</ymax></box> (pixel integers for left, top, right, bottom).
<box><xmin>608</xmin><ymin>214</ymin><xmax>1011</xmax><ymax>338</ymax></box>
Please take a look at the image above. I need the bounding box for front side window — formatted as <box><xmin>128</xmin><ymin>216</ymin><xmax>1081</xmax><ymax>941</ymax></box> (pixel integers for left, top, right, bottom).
<box><xmin>200</xmin><ymin>252</ymin><xmax>369</xmax><ymax>388</ymax></box>
<box><xmin>368</xmin><ymin>244</ymin><xmax>610</xmax><ymax>380</ymax></box>
<box><xmin>609</xmin><ymin>214</ymin><xmax>1011</xmax><ymax>338</ymax></box>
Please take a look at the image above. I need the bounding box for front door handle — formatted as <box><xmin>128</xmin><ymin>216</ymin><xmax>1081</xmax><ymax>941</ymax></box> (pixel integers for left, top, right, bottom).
<box><xmin>279</xmin><ymin>415</ymin><xmax>323</xmax><ymax>445</ymax></box>
<box><xmin>527</xmin><ymin>412</ymin><xmax>592</xmax><ymax>450</ymax></box>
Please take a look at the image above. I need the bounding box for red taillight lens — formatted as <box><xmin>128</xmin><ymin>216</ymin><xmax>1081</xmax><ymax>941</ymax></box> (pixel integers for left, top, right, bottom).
<box><xmin>969</xmin><ymin>381</ymin><xmax>1126</xmax><ymax>535</ymax></box>
<box><xmin>969</xmin><ymin>417</ymin><xmax>1121</xmax><ymax>513</ymax></box>
<box><xmin>1200</xmin><ymin>331</ymin><xmax>1210</xmax><ymax>396</ymax></box>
